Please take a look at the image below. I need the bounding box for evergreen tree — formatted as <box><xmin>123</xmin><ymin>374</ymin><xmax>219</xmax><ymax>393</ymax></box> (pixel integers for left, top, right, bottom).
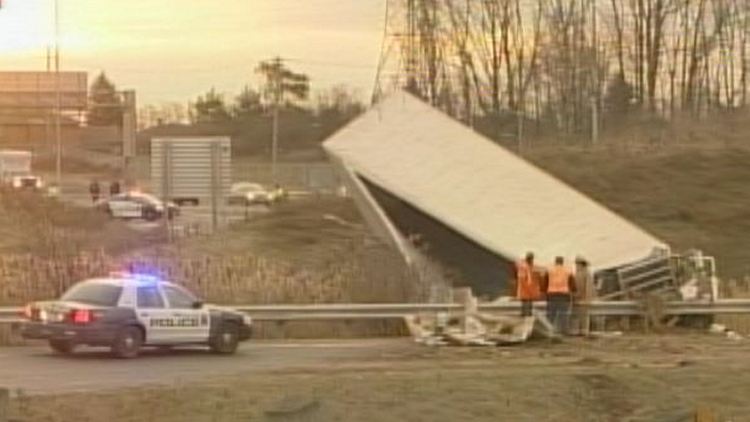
<box><xmin>191</xmin><ymin>88</ymin><xmax>232</xmax><ymax>124</ymax></box>
<box><xmin>88</xmin><ymin>72</ymin><xmax>123</xmax><ymax>126</ymax></box>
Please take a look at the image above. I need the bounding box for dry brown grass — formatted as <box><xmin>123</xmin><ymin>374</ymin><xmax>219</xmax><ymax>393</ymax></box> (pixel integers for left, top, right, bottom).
<box><xmin>527</xmin><ymin>147</ymin><xmax>750</xmax><ymax>280</ymax></box>
<box><xmin>717</xmin><ymin>278</ymin><xmax>750</xmax><ymax>335</ymax></box>
<box><xmin>0</xmin><ymin>194</ymin><xmax>444</xmax><ymax>306</ymax></box>
<box><xmin>0</xmin><ymin>195</ymin><xmax>447</xmax><ymax>341</ymax></box>
<box><xmin>0</xmin><ymin>188</ymin><xmax>163</xmax><ymax>257</ymax></box>
<box><xmin>0</xmin><ymin>243</ymin><xmax>439</xmax><ymax>340</ymax></box>
<box><xmin>0</xmin><ymin>247</ymin><xmax>430</xmax><ymax>306</ymax></box>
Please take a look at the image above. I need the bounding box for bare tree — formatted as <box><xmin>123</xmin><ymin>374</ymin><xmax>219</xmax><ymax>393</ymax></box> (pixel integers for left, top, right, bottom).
<box><xmin>385</xmin><ymin>0</ymin><xmax>750</xmax><ymax>145</ymax></box>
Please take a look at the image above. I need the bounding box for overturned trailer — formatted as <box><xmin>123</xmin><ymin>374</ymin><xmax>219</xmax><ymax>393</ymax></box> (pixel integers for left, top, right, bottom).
<box><xmin>323</xmin><ymin>92</ymin><xmax>713</xmax><ymax>300</ymax></box>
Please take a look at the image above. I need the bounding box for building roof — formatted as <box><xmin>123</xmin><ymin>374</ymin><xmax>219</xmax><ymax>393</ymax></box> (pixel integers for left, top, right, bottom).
<box><xmin>323</xmin><ymin>91</ymin><xmax>667</xmax><ymax>271</ymax></box>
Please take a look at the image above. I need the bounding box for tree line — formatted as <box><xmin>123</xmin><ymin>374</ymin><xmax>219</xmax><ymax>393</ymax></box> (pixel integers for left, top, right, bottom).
<box><xmin>387</xmin><ymin>0</ymin><xmax>750</xmax><ymax>145</ymax></box>
<box><xmin>86</xmin><ymin>65</ymin><xmax>364</xmax><ymax>157</ymax></box>
<box><xmin>136</xmin><ymin>61</ymin><xmax>364</xmax><ymax>155</ymax></box>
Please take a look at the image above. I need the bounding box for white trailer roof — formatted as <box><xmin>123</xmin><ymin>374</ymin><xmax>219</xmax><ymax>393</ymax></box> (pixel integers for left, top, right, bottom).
<box><xmin>323</xmin><ymin>91</ymin><xmax>667</xmax><ymax>271</ymax></box>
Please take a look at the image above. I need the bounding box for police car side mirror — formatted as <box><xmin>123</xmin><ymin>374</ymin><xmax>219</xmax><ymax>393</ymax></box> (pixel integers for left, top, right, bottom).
<box><xmin>192</xmin><ymin>301</ymin><xmax>203</xmax><ymax>309</ymax></box>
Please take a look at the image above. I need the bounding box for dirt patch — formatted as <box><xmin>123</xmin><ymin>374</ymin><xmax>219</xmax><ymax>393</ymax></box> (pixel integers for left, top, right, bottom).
<box><xmin>572</xmin><ymin>373</ymin><xmax>635</xmax><ymax>420</ymax></box>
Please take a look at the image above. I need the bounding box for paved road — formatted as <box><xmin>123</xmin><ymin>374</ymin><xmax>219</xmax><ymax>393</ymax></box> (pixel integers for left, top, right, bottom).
<box><xmin>0</xmin><ymin>339</ymin><xmax>412</xmax><ymax>395</ymax></box>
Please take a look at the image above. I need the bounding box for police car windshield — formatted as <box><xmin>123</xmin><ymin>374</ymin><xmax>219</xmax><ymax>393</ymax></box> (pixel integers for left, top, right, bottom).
<box><xmin>61</xmin><ymin>282</ymin><xmax>122</xmax><ymax>307</ymax></box>
<box><xmin>131</xmin><ymin>192</ymin><xmax>163</xmax><ymax>205</ymax></box>
<box><xmin>233</xmin><ymin>183</ymin><xmax>265</xmax><ymax>193</ymax></box>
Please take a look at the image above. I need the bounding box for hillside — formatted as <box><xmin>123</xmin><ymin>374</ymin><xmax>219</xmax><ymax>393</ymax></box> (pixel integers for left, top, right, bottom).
<box><xmin>527</xmin><ymin>146</ymin><xmax>750</xmax><ymax>280</ymax></box>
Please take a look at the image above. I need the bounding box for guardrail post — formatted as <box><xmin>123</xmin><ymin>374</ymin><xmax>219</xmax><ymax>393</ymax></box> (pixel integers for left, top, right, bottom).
<box><xmin>0</xmin><ymin>387</ymin><xmax>9</xmax><ymax>422</ymax></box>
<box><xmin>453</xmin><ymin>288</ymin><xmax>477</xmax><ymax>332</ymax></box>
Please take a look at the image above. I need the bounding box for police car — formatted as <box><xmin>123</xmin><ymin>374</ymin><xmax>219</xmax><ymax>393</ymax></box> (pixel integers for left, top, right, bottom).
<box><xmin>20</xmin><ymin>273</ymin><xmax>252</xmax><ymax>358</ymax></box>
<box><xmin>96</xmin><ymin>192</ymin><xmax>180</xmax><ymax>221</ymax></box>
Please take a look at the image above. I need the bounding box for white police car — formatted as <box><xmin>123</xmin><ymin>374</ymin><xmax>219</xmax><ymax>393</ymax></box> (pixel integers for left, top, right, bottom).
<box><xmin>96</xmin><ymin>192</ymin><xmax>179</xmax><ymax>221</ymax></box>
<box><xmin>21</xmin><ymin>273</ymin><xmax>252</xmax><ymax>358</ymax></box>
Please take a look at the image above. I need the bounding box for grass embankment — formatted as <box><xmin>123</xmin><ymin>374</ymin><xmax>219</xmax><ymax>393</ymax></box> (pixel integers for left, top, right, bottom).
<box><xmin>0</xmin><ymin>189</ymin><xmax>159</xmax><ymax>257</ymax></box>
<box><xmin>0</xmin><ymin>194</ymin><xmax>427</xmax><ymax>308</ymax></box>
<box><xmin>528</xmin><ymin>147</ymin><xmax>750</xmax><ymax>280</ymax></box>
<box><xmin>0</xmin><ymin>197</ymin><xmax>427</xmax><ymax>340</ymax></box>
<box><xmin>173</xmin><ymin>197</ymin><xmax>365</xmax><ymax>270</ymax></box>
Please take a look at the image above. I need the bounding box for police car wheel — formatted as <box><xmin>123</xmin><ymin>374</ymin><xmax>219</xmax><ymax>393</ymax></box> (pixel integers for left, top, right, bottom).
<box><xmin>209</xmin><ymin>323</ymin><xmax>240</xmax><ymax>354</ymax></box>
<box><xmin>143</xmin><ymin>208</ymin><xmax>159</xmax><ymax>221</ymax></box>
<box><xmin>111</xmin><ymin>326</ymin><xmax>143</xmax><ymax>359</ymax></box>
<box><xmin>49</xmin><ymin>339</ymin><xmax>75</xmax><ymax>355</ymax></box>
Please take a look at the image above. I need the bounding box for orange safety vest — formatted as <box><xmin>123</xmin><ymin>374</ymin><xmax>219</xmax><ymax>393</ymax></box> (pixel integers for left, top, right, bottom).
<box><xmin>516</xmin><ymin>261</ymin><xmax>540</xmax><ymax>300</ymax></box>
<box><xmin>547</xmin><ymin>265</ymin><xmax>572</xmax><ymax>294</ymax></box>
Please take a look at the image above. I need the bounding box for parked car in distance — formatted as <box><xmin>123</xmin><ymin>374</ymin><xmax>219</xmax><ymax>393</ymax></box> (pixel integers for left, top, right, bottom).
<box><xmin>96</xmin><ymin>192</ymin><xmax>179</xmax><ymax>221</ymax></box>
<box><xmin>227</xmin><ymin>182</ymin><xmax>285</xmax><ymax>206</ymax></box>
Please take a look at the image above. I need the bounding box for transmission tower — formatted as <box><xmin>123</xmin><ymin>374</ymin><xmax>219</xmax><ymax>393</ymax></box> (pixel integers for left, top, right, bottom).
<box><xmin>372</xmin><ymin>0</ymin><xmax>449</xmax><ymax>107</ymax></box>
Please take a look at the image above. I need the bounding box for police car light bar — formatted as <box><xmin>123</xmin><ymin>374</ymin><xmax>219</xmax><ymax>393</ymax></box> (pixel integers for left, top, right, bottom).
<box><xmin>109</xmin><ymin>271</ymin><xmax>162</xmax><ymax>284</ymax></box>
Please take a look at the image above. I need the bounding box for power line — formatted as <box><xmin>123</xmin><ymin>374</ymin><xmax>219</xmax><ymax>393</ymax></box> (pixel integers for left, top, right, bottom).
<box><xmin>283</xmin><ymin>57</ymin><xmax>377</xmax><ymax>70</ymax></box>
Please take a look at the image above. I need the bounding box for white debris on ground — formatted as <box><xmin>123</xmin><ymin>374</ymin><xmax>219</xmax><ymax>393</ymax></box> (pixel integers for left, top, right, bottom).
<box><xmin>709</xmin><ymin>323</ymin><xmax>744</xmax><ymax>341</ymax></box>
<box><xmin>405</xmin><ymin>288</ymin><xmax>559</xmax><ymax>347</ymax></box>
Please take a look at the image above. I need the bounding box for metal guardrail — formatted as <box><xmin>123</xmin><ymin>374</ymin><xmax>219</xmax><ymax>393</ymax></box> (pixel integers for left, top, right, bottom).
<box><xmin>0</xmin><ymin>308</ymin><xmax>22</xmax><ymax>324</ymax></box>
<box><xmin>237</xmin><ymin>300</ymin><xmax>750</xmax><ymax>320</ymax></box>
<box><xmin>2</xmin><ymin>299</ymin><xmax>750</xmax><ymax>324</ymax></box>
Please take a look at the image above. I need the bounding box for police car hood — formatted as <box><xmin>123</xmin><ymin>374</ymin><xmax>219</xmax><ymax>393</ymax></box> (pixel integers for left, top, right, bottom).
<box><xmin>203</xmin><ymin>304</ymin><xmax>245</xmax><ymax>316</ymax></box>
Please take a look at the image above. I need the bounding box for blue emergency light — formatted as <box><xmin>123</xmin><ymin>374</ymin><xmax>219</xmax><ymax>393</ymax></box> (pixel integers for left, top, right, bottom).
<box><xmin>109</xmin><ymin>271</ymin><xmax>162</xmax><ymax>284</ymax></box>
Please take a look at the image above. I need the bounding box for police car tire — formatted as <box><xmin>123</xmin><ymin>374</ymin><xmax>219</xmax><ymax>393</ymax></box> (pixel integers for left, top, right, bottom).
<box><xmin>111</xmin><ymin>326</ymin><xmax>143</xmax><ymax>359</ymax></box>
<box><xmin>49</xmin><ymin>339</ymin><xmax>75</xmax><ymax>355</ymax></box>
<box><xmin>143</xmin><ymin>208</ymin><xmax>159</xmax><ymax>221</ymax></box>
<box><xmin>209</xmin><ymin>322</ymin><xmax>240</xmax><ymax>354</ymax></box>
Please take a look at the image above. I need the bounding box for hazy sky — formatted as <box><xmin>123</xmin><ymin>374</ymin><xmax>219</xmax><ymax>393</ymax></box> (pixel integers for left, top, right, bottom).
<box><xmin>0</xmin><ymin>0</ymin><xmax>384</xmax><ymax>105</ymax></box>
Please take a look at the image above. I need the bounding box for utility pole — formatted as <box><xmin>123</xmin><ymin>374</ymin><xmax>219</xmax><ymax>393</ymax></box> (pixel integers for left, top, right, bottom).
<box><xmin>271</xmin><ymin>57</ymin><xmax>281</xmax><ymax>184</ymax></box>
<box><xmin>54</xmin><ymin>0</ymin><xmax>62</xmax><ymax>192</ymax></box>
<box><xmin>272</xmin><ymin>101</ymin><xmax>279</xmax><ymax>183</ymax></box>
<box><xmin>257</xmin><ymin>56</ymin><xmax>308</xmax><ymax>184</ymax></box>
<box><xmin>405</xmin><ymin>0</ymin><xmax>417</xmax><ymax>92</ymax></box>
<box><xmin>517</xmin><ymin>103</ymin><xmax>524</xmax><ymax>154</ymax></box>
<box><xmin>591</xmin><ymin>0</ymin><xmax>599</xmax><ymax>147</ymax></box>
<box><xmin>122</xmin><ymin>90</ymin><xmax>137</xmax><ymax>187</ymax></box>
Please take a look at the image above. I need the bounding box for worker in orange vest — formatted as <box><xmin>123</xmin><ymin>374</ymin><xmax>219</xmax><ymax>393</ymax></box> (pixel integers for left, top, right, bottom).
<box><xmin>515</xmin><ymin>252</ymin><xmax>540</xmax><ymax>317</ymax></box>
<box><xmin>543</xmin><ymin>256</ymin><xmax>577</xmax><ymax>334</ymax></box>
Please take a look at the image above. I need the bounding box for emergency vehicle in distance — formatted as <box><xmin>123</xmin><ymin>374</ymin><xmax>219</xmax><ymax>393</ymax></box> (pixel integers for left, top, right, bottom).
<box><xmin>0</xmin><ymin>150</ymin><xmax>44</xmax><ymax>190</ymax></box>
<box><xmin>20</xmin><ymin>273</ymin><xmax>253</xmax><ymax>358</ymax></box>
<box><xmin>96</xmin><ymin>191</ymin><xmax>180</xmax><ymax>221</ymax></box>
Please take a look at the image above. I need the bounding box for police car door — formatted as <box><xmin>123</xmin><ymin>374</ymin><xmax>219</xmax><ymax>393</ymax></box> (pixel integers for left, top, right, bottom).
<box><xmin>110</xmin><ymin>194</ymin><xmax>141</xmax><ymax>218</ymax></box>
<box><xmin>161</xmin><ymin>283</ymin><xmax>210</xmax><ymax>343</ymax></box>
<box><xmin>135</xmin><ymin>284</ymin><xmax>174</xmax><ymax>344</ymax></box>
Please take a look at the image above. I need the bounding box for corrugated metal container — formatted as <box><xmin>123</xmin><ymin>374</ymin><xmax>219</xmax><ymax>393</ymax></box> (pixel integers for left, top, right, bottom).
<box><xmin>151</xmin><ymin>137</ymin><xmax>231</xmax><ymax>205</ymax></box>
<box><xmin>323</xmin><ymin>91</ymin><xmax>667</xmax><ymax>274</ymax></box>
